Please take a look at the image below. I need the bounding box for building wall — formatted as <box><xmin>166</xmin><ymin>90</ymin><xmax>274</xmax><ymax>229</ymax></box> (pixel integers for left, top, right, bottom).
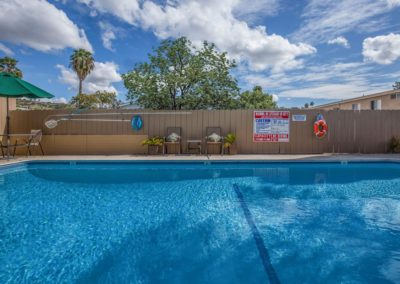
<box><xmin>0</xmin><ymin>97</ymin><xmax>16</xmax><ymax>135</ymax></box>
<box><xmin>8</xmin><ymin>109</ymin><xmax>400</xmax><ymax>155</ymax></box>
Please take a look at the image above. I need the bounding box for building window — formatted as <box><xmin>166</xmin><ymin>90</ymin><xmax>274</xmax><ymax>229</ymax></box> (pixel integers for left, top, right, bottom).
<box><xmin>370</xmin><ymin>99</ymin><xmax>381</xmax><ymax>110</ymax></box>
<box><xmin>390</xmin><ymin>93</ymin><xmax>400</xmax><ymax>99</ymax></box>
<box><xmin>352</xmin><ymin>103</ymin><xmax>360</xmax><ymax>110</ymax></box>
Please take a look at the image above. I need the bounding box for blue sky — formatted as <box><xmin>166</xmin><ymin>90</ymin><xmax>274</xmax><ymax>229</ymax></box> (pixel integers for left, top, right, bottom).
<box><xmin>0</xmin><ymin>0</ymin><xmax>399</xmax><ymax>107</ymax></box>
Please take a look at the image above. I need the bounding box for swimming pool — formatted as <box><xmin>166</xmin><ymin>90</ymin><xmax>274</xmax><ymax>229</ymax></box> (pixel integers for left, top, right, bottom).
<box><xmin>1</xmin><ymin>161</ymin><xmax>399</xmax><ymax>283</ymax></box>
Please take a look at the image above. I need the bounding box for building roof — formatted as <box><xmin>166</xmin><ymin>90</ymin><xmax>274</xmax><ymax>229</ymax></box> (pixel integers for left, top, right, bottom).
<box><xmin>120</xmin><ymin>102</ymin><xmax>141</xmax><ymax>109</ymax></box>
<box><xmin>313</xmin><ymin>89</ymin><xmax>399</xmax><ymax>109</ymax></box>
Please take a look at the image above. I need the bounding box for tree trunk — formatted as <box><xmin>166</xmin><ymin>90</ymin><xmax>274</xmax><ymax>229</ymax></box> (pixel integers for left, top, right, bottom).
<box><xmin>78</xmin><ymin>79</ymin><xmax>83</xmax><ymax>95</ymax></box>
<box><xmin>172</xmin><ymin>92</ymin><xmax>176</xmax><ymax>110</ymax></box>
<box><xmin>170</xmin><ymin>87</ymin><xmax>177</xmax><ymax>110</ymax></box>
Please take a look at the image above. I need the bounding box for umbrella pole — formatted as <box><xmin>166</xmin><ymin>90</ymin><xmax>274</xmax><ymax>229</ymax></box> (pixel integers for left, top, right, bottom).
<box><xmin>6</xmin><ymin>97</ymin><xmax>10</xmax><ymax>160</ymax></box>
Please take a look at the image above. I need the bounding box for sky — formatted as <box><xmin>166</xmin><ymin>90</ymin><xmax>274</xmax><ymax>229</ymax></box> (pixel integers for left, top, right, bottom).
<box><xmin>0</xmin><ymin>0</ymin><xmax>399</xmax><ymax>108</ymax></box>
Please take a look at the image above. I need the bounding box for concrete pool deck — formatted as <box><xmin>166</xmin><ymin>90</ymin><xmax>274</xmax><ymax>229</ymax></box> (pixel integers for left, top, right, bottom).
<box><xmin>2</xmin><ymin>153</ymin><xmax>400</xmax><ymax>166</ymax></box>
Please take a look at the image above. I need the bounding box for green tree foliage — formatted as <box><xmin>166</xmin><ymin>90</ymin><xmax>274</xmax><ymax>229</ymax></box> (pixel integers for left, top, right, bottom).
<box><xmin>239</xmin><ymin>86</ymin><xmax>277</xmax><ymax>109</ymax></box>
<box><xmin>96</xmin><ymin>91</ymin><xmax>119</xmax><ymax>108</ymax></box>
<box><xmin>70</xmin><ymin>49</ymin><xmax>95</xmax><ymax>95</ymax></box>
<box><xmin>393</xmin><ymin>82</ymin><xmax>400</xmax><ymax>90</ymax></box>
<box><xmin>0</xmin><ymin>56</ymin><xmax>23</xmax><ymax>78</ymax></box>
<box><xmin>70</xmin><ymin>93</ymin><xmax>98</xmax><ymax>109</ymax></box>
<box><xmin>303</xmin><ymin>101</ymin><xmax>314</xmax><ymax>108</ymax></box>
<box><xmin>122</xmin><ymin>37</ymin><xmax>239</xmax><ymax>110</ymax></box>
<box><xmin>70</xmin><ymin>91</ymin><xmax>118</xmax><ymax>109</ymax></box>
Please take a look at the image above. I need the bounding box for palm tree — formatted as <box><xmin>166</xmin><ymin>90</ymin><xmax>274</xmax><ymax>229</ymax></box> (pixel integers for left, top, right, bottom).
<box><xmin>0</xmin><ymin>56</ymin><xmax>23</xmax><ymax>78</ymax></box>
<box><xmin>70</xmin><ymin>49</ymin><xmax>95</xmax><ymax>95</ymax></box>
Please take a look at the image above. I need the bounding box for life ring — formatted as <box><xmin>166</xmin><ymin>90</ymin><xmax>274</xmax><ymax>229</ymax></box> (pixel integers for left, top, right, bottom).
<box><xmin>314</xmin><ymin>119</ymin><xmax>328</xmax><ymax>138</ymax></box>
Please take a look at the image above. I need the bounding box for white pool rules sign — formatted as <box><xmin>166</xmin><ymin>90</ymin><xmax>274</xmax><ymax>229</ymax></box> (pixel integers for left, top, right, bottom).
<box><xmin>253</xmin><ymin>111</ymin><xmax>290</xmax><ymax>142</ymax></box>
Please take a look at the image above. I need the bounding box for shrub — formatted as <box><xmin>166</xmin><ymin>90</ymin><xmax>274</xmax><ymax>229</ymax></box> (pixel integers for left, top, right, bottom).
<box><xmin>141</xmin><ymin>136</ymin><xmax>164</xmax><ymax>146</ymax></box>
<box><xmin>223</xmin><ymin>133</ymin><xmax>236</xmax><ymax>148</ymax></box>
<box><xmin>389</xmin><ymin>136</ymin><xmax>400</xmax><ymax>153</ymax></box>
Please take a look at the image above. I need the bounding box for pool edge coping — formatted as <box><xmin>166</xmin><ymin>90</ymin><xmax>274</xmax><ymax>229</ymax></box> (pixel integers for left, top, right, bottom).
<box><xmin>3</xmin><ymin>157</ymin><xmax>400</xmax><ymax>171</ymax></box>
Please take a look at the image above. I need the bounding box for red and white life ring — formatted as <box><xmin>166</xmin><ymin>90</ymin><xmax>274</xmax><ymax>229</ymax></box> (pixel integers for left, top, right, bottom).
<box><xmin>314</xmin><ymin>119</ymin><xmax>328</xmax><ymax>138</ymax></box>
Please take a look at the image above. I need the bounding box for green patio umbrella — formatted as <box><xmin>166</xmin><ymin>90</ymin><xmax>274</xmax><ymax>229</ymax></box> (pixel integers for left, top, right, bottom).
<box><xmin>0</xmin><ymin>72</ymin><xmax>54</xmax><ymax>158</ymax></box>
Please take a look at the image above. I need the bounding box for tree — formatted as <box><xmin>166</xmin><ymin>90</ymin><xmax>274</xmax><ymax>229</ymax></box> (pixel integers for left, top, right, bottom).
<box><xmin>96</xmin><ymin>91</ymin><xmax>119</xmax><ymax>108</ymax></box>
<box><xmin>0</xmin><ymin>56</ymin><xmax>22</xmax><ymax>78</ymax></box>
<box><xmin>304</xmin><ymin>103</ymin><xmax>309</xmax><ymax>109</ymax></box>
<box><xmin>122</xmin><ymin>37</ymin><xmax>239</xmax><ymax>110</ymax></box>
<box><xmin>393</xmin><ymin>82</ymin><xmax>400</xmax><ymax>90</ymax></box>
<box><xmin>70</xmin><ymin>91</ymin><xmax>119</xmax><ymax>109</ymax></box>
<box><xmin>70</xmin><ymin>93</ymin><xmax>99</xmax><ymax>109</ymax></box>
<box><xmin>70</xmin><ymin>49</ymin><xmax>95</xmax><ymax>95</ymax></box>
<box><xmin>239</xmin><ymin>86</ymin><xmax>277</xmax><ymax>109</ymax></box>
<box><xmin>310</xmin><ymin>101</ymin><xmax>315</xmax><ymax>107</ymax></box>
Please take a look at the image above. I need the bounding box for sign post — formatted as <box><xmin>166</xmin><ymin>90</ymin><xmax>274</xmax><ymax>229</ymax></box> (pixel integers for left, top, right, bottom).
<box><xmin>253</xmin><ymin>111</ymin><xmax>290</xmax><ymax>142</ymax></box>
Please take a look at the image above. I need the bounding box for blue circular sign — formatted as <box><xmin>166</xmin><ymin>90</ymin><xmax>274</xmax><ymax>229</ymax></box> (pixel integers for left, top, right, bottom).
<box><xmin>131</xmin><ymin>115</ymin><xmax>143</xmax><ymax>131</ymax></box>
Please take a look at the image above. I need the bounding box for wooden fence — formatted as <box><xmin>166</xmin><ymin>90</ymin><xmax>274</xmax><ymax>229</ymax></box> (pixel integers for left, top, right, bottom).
<box><xmin>5</xmin><ymin>109</ymin><xmax>400</xmax><ymax>155</ymax></box>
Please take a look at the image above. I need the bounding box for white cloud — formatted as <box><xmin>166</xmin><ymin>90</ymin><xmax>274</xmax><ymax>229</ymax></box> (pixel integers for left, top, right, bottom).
<box><xmin>278</xmin><ymin>84</ymin><xmax>376</xmax><ymax>100</ymax></box>
<box><xmin>41</xmin><ymin>97</ymin><xmax>68</xmax><ymax>104</ymax></box>
<box><xmin>243</xmin><ymin>62</ymin><xmax>367</xmax><ymax>90</ymax></box>
<box><xmin>387</xmin><ymin>0</ymin><xmax>400</xmax><ymax>7</ymax></box>
<box><xmin>0</xmin><ymin>43</ymin><xmax>14</xmax><ymax>56</ymax></box>
<box><xmin>52</xmin><ymin>97</ymin><xmax>68</xmax><ymax>104</ymax></box>
<box><xmin>57</xmin><ymin>61</ymin><xmax>122</xmax><ymax>94</ymax></box>
<box><xmin>271</xmin><ymin>94</ymin><xmax>279</xmax><ymax>102</ymax></box>
<box><xmin>57</xmin><ymin>65</ymin><xmax>79</xmax><ymax>91</ymax></box>
<box><xmin>242</xmin><ymin>61</ymin><xmax>397</xmax><ymax>100</ymax></box>
<box><xmin>363</xmin><ymin>33</ymin><xmax>400</xmax><ymax>64</ymax></box>
<box><xmin>292</xmin><ymin>0</ymin><xmax>400</xmax><ymax>43</ymax></box>
<box><xmin>99</xmin><ymin>21</ymin><xmax>117</xmax><ymax>51</ymax></box>
<box><xmin>327</xmin><ymin>36</ymin><xmax>350</xmax><ymax>48</ymax></box>
<box><xmin>0</xmin><ymin>0</ymin><xmax>92</xmax><ymax>52</ymax></box>
<box><xmin>233</xmin><ymin>0</ymin><xmax>280</xmax><ymax>23</ymax></box>
<box><xmin>78</xmin><ymin>0</ymin><xmax>141</xmax><ymax>25</ymax></box>
<box><xmin>78</xmin><ymin>0</ymin><xmax>315</xmax><ymax>72</ymax></box>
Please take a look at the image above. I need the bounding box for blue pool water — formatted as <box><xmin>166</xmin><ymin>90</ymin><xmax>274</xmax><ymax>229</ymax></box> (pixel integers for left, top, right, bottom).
<box><xmin>0</xmin><ymin>161</ymin><xmax>400</xmax><ymax>283</ymax></box>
